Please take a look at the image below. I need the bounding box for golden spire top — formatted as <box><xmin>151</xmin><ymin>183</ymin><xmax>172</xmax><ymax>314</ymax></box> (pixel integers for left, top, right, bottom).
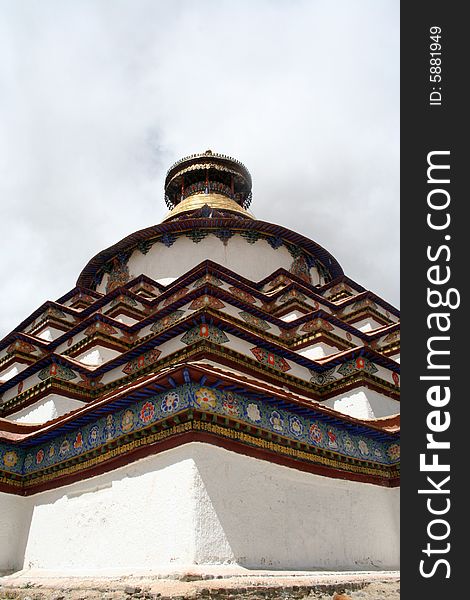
<box><xmin>164</xmin><ymin>151</ymin><xmax>252</xmax><ymax>212</ymax></box>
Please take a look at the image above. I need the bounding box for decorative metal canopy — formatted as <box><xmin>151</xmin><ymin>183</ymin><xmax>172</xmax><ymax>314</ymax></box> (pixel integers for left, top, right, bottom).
<box><xmin>164</xmin><ymin>150</ymin><xmax>253</xmax><ymax>210</ymax></box>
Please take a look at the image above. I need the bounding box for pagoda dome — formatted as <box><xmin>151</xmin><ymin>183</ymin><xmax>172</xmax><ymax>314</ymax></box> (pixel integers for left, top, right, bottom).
<box><xmin>0</xmin><ymin>147</ymin><xmax>399</xmax><ymax>574</ymax></box>
<box><xmin>77</xmin><ymin>151</ymin><xmax>344</xmax><ymax>293</ymax></box>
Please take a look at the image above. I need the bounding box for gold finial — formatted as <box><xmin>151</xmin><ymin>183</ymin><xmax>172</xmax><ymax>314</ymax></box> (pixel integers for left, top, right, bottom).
<box><xmin>164</xmin><ymin>151</ymin><xmax>252</xmax><ymax>211</ymax></box>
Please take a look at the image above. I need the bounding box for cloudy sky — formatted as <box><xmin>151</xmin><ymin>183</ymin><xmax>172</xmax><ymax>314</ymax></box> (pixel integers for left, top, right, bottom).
<box><xmin>0</xmin><ymin>0</ymin><xmax>399</xmax><ymax>338</ymax></box>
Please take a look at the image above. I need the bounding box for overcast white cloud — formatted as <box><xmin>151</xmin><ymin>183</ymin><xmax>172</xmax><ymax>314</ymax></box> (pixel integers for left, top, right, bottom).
<box><xmin>0</xmin><ymin>0</ymin><xmax>399</xmax><ymax>337</ymax></box>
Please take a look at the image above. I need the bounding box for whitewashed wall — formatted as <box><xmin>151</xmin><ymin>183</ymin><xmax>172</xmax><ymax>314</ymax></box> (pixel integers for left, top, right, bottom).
<box><xmin>22</xmin><ymin>449</ymin><xmax>196</xmax><ymax>573</ymax></box>
<box><xmin>0</xmin><ymin>442</ymin><xmax>399</xmax><ymax>573</ymax></box>
<box><xmin>75</xmin><ymin>346</ymin><xmax>121</xmax><ymax>366</ymax></box>
<box><xmin>0</xmin><ymin>362</ymin><xmax>24</xmax><ymax>382</ymax></box>
<box><xmin>98</xmin><ymin>236</ymin><xmax>321</xmax><ymax>292</ymax></box>
<box><xmin>0</xmin><ymin>492</ymin><xmax>31</xmax><ymax>574</ymax></box>
<box><xmin>298</xmin><ymin>342</ymin><xmax>340</xmax><ymax>360</ymax></box>
<box><xmin>191</xmin><ymin>444</ymin><xmax>399</xmax><ymax>570</ymax></box>
<box><xmin>9</xmin><ymin>395</ymin><xmax>85</xmax><ymax>424</ymax></box>
<box><xmin>351</xmin><ymin>317</ymin><xmax>385</xmax><ymax>333</ymax></box>
<box><xmin>322</xmin><ymin>386</ymin><xmax>399</xmax><ymax>419</ymax></box>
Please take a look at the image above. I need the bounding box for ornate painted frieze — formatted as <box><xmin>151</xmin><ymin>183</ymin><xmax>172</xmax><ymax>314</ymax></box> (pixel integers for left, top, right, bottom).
<box><xmin>382</xmin><ymin>330</ymin><xmax>400</xmax><ymax>345</ymax></box>
<box><xmin>150</xmin><ymin>310</ymin><xmax>186</xmax><ymax>334</ymax></box>
<box><xmin>69</xmin><ymin>292</ymin><xmax>96</xmax><ymax>306</ymax></box>
<box><xmin>0</xmin><ymin>382</ymin><xmax>399</xmax><ymax>493</ymax></box>
<box><xmin>279</xmin><ymin>289</ymin><xmax>307</xmax><ymax>304</ymax></box>
<box><xmin>214</xmin><ymin>229</ymin><xmax>234</xmax><ymax>245</ymax></box>
<box><xmin>85</xmin><ymin>321</ymin><xmax>118</xmax><ymax>337</ymax></box>
<box><xmin>37</xmin><ymin>363</ymin><xmax>77</xmax><ymax>382</ymax></box>
<box><xmin>27</xmin><ymin>308</ymin><xmax>72</xmax><ymax>336</ymax></box>
<box><xmin>6</xmin><ymin>340</ymin><xmax>38</xmax><ymax>355</ymax></box>
<box><xmin>0</xmin><ymin>447</ymin><xmax>24</xmax><ymax>476</ymax></box>
<box><xmin>185</xmin><ymin>229</ymin><xmax>209</xmax><ymax>244</ymax></box>
<box><xmin>238</xmin><ymin>311</ymin><xmax>271</xmax><ymax>331</ymax></box>
<box><xmin>2</xmin><ymin>334</ymin><xmax>397</xmax><ymax>426</ymax></box>
<box><xmin>106</xmin><ymin>257</ymin><xmax>130</xmax><ymax>293</ymax></box>
<box><xmin>239</xmin><ymin>230</ymin><xmax>260</xmax><ymax>244</ymax></box>
<box><xmin>301</xmin><ymin>318</ymin><xmax>334</xmax><ymax>333</ymax></box>
<box><xmin>110</xmin><ymin>295</ymin><xmax>138</xmax><ymax>309</ymax></box>
<box><xmin>119</xmin><ymin>331</ymin><xmax>139</xmax><ymax>345</ymax></box>
<box><xmin>309</xmin><ymin>367</ymin><xmax>337</xmax><ymax>386</ymax></box>
<box><xmin>278</xmin><ymin>327</ymin><xmax>298</xmax><ymax>341</ymax></box>
<box><xmin>159</xmin><ymin>233</ymin><xmax>177</xmax><ymax>248</ymax></box>
<box><xmin>192</xmin><ymin>274</ymin><xmax>223</xmax><ymax>288</ymax></box>
<box><xmin>122</xmin><ymin>348</ymin><xmax>162</xmax><ymax>375</ymax></box>
<box><xmin>45</xmin><ymin>306</ymin><xmax>68</xmax><ymax>320</ymax></box>
<box><xmin>189</xmin><ymin>296</ymin><xmax>225</xmax><ymax>310</ymax></box>
<box><xmin>353</xmin><ymin>298</ymin><xmax>377</xmax><ymax>311</ymax></box>
<box><xmin>289</xmin><ymin>255</ymin><xmax>312</xmax><ymax>284</ymax></box>
<box><xmin>76</xmin><ymin>374</ymin><xmax>104</xmax><ymax>390</ymax></box>
<box><xmin>337</xmin><ymin>357</ymin><xmax>379</xmax><ymax>377</ymax></box>
<box><xmin>324</xmin><ymin>282</ymin><xmax>354</xmax><ymax>300</ymax></box>
<box><xmin>181</xmin><ymin>324</ymin><xmax>229</xmax><ymax>345</ymax></box>
<box><xmin>261</xmin><ymin>300</ymin><xmax>273</xmax><ymax>312</ymax></box>
<box><xmin>163</xmin><ymin>287</ymin><xmax>190</xmax><ymax>307</ymax></box>
<box><xmin>228</xmin><ymin>286</ymin><xmax>256</xmax><ymax>304</ymax></box>
<box><xmin>130</xmin><ymin>281</ymin><xmax>158</xmax><ymax>296</ymax></box>
<box><xmin>266</xmin><ymin>274</ymin><xmax>292</xmax><ymax>290</ymax></box>
<box><xmin>250</xmin><ymin>347</ymin><xmax>291</xmax><ymax>372</ymax></box>
<box><xmin>136</xmin><ymin>240</ymin><xmax>155</xmax><ymax>255</ymax></box>
<box><xmin>266</xmin><ymin>236</ymin><xmax>284</xmax><ymax>250</ymax></box>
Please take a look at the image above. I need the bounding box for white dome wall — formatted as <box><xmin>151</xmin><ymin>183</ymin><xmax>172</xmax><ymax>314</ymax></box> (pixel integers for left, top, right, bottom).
<box><xmin>98</xmin><ymin>235</ymin><xmax>321</xmax><ymax>292</ymax></box>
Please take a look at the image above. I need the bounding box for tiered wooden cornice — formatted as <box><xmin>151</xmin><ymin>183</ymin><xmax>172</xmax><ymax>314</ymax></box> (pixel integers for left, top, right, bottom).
<box><xmin>1</xmin><ymin>262</ymin><xmax>400</xmax><ymax>417</ymax></box>
<box><xmin>0</xmin><ymin>308</ymin><xmax>399</xmax><ymax>420</ymax></box>
<box><xmin>1</xmin><ymin>262</ymin><xmax>399</xmax><ymax>354</ymax></box>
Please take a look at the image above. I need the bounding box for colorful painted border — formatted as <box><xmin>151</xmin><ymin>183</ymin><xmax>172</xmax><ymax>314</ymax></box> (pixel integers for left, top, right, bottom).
<box><xmin>0</xmin><ymin>383</ymin><xmax>399</xmax><ymax>494</ymax></box>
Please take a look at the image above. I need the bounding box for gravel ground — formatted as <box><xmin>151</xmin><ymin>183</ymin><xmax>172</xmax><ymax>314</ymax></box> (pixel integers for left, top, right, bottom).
<box><xmin>0</xmin><ymin>571</ymin><xmax>399</xmax><ymax>600</ymax></box>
